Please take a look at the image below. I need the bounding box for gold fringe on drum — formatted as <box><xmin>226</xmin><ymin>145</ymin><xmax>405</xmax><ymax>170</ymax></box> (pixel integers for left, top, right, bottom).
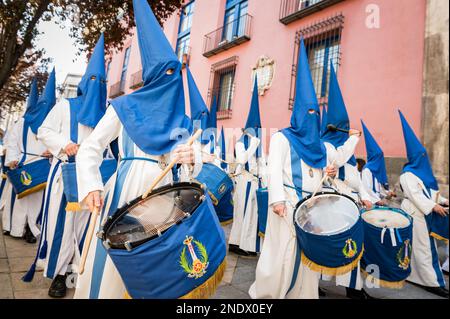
<box><xmin>430</xmin><ymin>232</ymin><xmax>449</xmax><ymax>244</ymax></box>
<box><xmin>361</xmin><ymin>269</ymin><xmax>406</xmax><ymax>289</ymax></box>
<box><xmin>300</xmin><ymin>247</ymin><xmax>364</xmax><ymax>277</ymax></box>
<box><xmin>123</xmin><ymin>259</ymin><xmax>227</xmax><ymax>300</ymax></box>
<box><xmin>1</xmin><ymin>174</ymin><xmax>7</xmax><ymax>179</ymax></box>
<box><xmin>17</xmin><ymin>183</ymin><xmax>47</xmax><ymax>199</ymax></box>
<box><xmin>65</xmin><ymin>202</ymin><xmax>82</xmax><ymax>212</ymax></box>
<box><xmin>220</xmin><ymin>219</ymin><xmax>233</xmax><ymax>226</ymax></box>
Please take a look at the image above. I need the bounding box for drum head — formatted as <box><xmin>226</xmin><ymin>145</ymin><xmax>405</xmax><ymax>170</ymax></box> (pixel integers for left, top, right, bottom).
<box><xmin>294</xmin><ymin>192</ymin><xmax>360</xmax><ymax>236</ymax></box>
<box><xmin>362</xmin><ymin>209</ymin><xmax>410</xmax><ymax>228</ymax></box>
<box><xmin>103</xmin><ymin>183</ymin><xmax>204</xmax><ymax>249</ymax></box>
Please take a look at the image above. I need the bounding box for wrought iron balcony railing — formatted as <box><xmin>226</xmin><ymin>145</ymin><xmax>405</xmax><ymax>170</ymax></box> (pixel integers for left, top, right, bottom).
<box><xmin>279</xmin><ymin>0</ymin><xmax>345</xmax><ymax>25</ymax></box>
<box><xmin>109</xmin><ymin>81</ymin><xmax>125</xmax><ymax>98</ymax></box>
<box><xmin>203</xmin><ymin>14</ymin><xmax>252</xmax><ymax>58</ymax></box>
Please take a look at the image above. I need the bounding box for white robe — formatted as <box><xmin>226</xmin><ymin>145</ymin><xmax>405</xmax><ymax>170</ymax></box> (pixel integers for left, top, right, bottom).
<box><xmin>36</xmin><ymin>99</ymin><xmax>92</xmax><ymax>279</ymax></box>
<box><xmin>74</xmin><ymin>106</ymin><xmax>202</xmax><ymax>299</ymax></box>
<box><xmin>1</xmin><ymin>129</ymin><xmax>15</xmax><ymax>231</ymax></box>
<box><xmin>229</xmin><ymin>135</ymin><xmax>267</xmax><ymax>253</ymax></box>
<box><xmin>399</xmin><ymin>172</ymin><xmax>447</xmax><ymax>288</ymax></box>
<box><xmin>249</xmin><ymin>132</ymin><xmax>359</xmax><ymax>299</ymax></box>
<box><xmin>361</xmin><ymin>168</ymin><xmax>389</xmax><ymax>203</ymax></box>
<box><xmin>4</xmin><ymin>118</ymin><xmax>47</xmax><ymax>238</ymax></box>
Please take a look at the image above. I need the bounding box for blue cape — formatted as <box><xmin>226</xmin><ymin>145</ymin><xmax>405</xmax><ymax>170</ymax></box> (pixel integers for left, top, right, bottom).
<box><xmin>74</xmin><ymin>33</ymin><xmax>107</xmax><ymax>128</ymax></box>
<box><xmin>399</xmin><ymin>110</ymin><xmax>438</xmax><ymax>191</ymax></box>
<box><xmin>26</xmin><ymin>69</ymin><xmax>56</xmax><ymax>134</ymax></box>
<box><xmin>361</xmin><ymin>120</ymin><xmax>389</xmax><ymax>187</ymax></box>
<box><xmin>110</xmin><ymin>0</ymin><xmax>192</xmax><ymax>155</ymax></box>
<box><xmin>321</xmin><ymin>64</ymin><xmax>356</xmax><ymax>166</ymax></box>
<box><xmin>320</xmin><ymin>105</ymin><xmax>328</xmax><ymax>136</ymax></box>
<box><xmin>281</xmin><ymin>38</ymin><xmax>326</xmax><ymax>168</ymax></box>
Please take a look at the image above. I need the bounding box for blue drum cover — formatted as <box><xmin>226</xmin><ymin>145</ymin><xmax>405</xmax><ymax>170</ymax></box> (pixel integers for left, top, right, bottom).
<box><xmin>295</xmin><ymin>215</ymin><xmax>364</xmax><ymax>273</ymax></box>
<box><xmin>215</xmin><ymin>189</ymin><xmax>234</xmax><ymax>224</ymax></box>
<box><xmin>7</xmin><ymin>159</ymin><xmax>50</xmax><ymax>198</ymax></box>
<box><xmin>426</xmin><ymin>212</ymin><xmax>449</xmax><ymax>242</ymax></box>
<box><xmin>107</xmin><ymin>195</ymin><xmax>227</xmax><ymax>299</ymax></box>
<box><xmin>256</xmin><ymin>188</ymin><xmax>268</xmax><ymax>237</ymax></box>
<box><xmin>361</xmin><ymin>206</ymin><xmax>413</xmax><ymax>287</ymax></box>
<box><xmin>62</xmin><ymin>158</ymin><xmax>117</xmax><ymax>204</ymax></box>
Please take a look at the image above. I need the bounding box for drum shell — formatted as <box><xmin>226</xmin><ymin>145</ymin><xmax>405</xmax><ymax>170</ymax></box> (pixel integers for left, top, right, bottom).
<box><xmin>294</xmin><ymin>193</ymin><xmax>364</xmax><ymax>272</ymax></box>
<box><xmin>61</xmin><ymin>158</ymin><xmax>117</xmax><ymax>204</ymax></box>
<box><xmin>7</xmin><ymin>159</ymin><xmax>50</xmax><ymax>199</ymax></box>
<box><xmin>426</xmin><ymin>212</ymin><xmax>449</xmax><ymax>242</ymax></box>
<box><xmin>215</xmin><ymin>189</ymin><xmax>234</xmax><ymax>224</ymax></box>
<box><xmin>361</xmin><ymin>207</ymin><xmax>413</xmax><ymax>286</ymax></box>
<box><xmin>256</xmin><ymin>188</ymin><xmax>268</xmax><ymax>237</ymax></box>
<box><xmin>106</xmin><ymin>194</ymin><xmax>227</xmax><ymax>299</ymax></box>
<box><xmin>195</xmin><ymin>163</ymin><xmax>233</xmax><ymax>206</ymax></box>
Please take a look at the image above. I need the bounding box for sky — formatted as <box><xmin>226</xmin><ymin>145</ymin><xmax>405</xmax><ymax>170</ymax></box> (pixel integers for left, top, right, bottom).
<box><xmin>35</xmin><ymin>19</ymin><xmax>87</xmax><ymax>87</ymax></box>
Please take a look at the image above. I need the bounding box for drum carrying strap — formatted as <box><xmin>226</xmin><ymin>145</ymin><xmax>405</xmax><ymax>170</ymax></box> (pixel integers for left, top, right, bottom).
<box><xmin>380</xmin><ymin>227</ymin><xmax>403</xmax><ymax>247</ymax></box>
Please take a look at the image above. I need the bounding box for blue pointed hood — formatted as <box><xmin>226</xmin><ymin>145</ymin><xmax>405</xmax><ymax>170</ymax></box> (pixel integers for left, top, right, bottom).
<box><xmin>109</xmin><ymin>0</ymin><xmax>192</xmax><ymax>155</ymax></box>
<box><xmin>322</xmin><ymin>64</ymin><xmax>356</xmax><ymax>165</ymax></box>
<box><xmin>281</xmin><ymin>38</ymin><xmax>326</xmax><ymax>168</ymax></box>
<box><xmin>23</xmin><ymin>78</ymin><xmax>40</xmax><ymax>126</ymax></box>
<box><xmin>361</xmin><ymin>120</ymin><xmax>389</xmax><ymax>187</ymax></box>
<box><xmin>73</xmin><ymin>33</ymin><xmax>107</xmax><ymax>128</ymax></box>
<box><xmin>399</xmin><ymin>110</ymin><xmax>438</xmax><ymax>190</ymax></box>
<box><xmin>218</xmin><ymin>126</ymin><xmax>227</xmax><ymax>170</ymax></box>
<box><xmin>244</xmin><ymin>76</ymin><xmax>262</xmax><ymax>137</ymax></box>
<box><xmin>26</xmin><ymin>69</ymin><xmax>56</xmax><ymax>134</ymax></box>
<box><xmin>187</xmin><ymin>66</ymin><xmax>209</xmax><ymax>133</ymax></box>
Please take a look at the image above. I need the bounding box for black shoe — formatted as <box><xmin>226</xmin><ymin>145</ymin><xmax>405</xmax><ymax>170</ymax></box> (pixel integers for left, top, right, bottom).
<box><xmin>423</xmin><ymin>286</ymin><xmax>449</xmax><ymax>298</ymax></box>
<box><xmin>2</xmin><ymin>230</ymin><xmax>10</xmax><ymax>236</ymax></box>
<box><xmin>48</xmin><ymin>275</ymin><xmax>67</xmax><ymax>298</ymax></box>
<box><xmin>228</xmin><ymin>244</ymin><xmax>254</xmax><ymax>257</ymax></box>
<box><xmin>23</xmin><ymin>225</ymin><xmax>36</xmax><ymax>244</ymax></box>
<box><xmin>443</xmin><ymin>269</ymin><xmax>449</xmax><ymax>276</ymax></box>
<box><xmin>319</xmin><ymin>288</ymin><xmax>326</xmax><ymax>297</ymax></box>
<box><xmin>346</xmin><ymin>288</ymin><xmax>377</xmax><ymax>299</ymax></box>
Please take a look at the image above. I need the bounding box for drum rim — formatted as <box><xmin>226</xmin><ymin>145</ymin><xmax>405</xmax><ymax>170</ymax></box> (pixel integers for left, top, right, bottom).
<box><xmin>101</xmin><ymin>181</ymin><xmax>205</xmax><ymax>250</ymax></box>
<box><xmin>360</xmin><ymin>205</ymin><xmax>412</xmax><ymax>229</ymax></box>
<box><xmin>293</xmin><ymin>191</ymin><xmax>361</xmax><ymax>237</ymax></box>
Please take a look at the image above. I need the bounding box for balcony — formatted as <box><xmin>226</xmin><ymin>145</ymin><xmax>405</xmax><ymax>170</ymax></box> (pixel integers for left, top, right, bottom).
<box><xmin>203</xmin><ymin>14</ymin><xmax>252</xmax><ymax>58</ymax></box>
<box><xmin>129</xmin><ymin>70</ymin><xmax>143</xmax><ymax>90</ymax></box>
<box><xmin>109</xmin><ymin>81</ymin><xmax>125</xmax><ymax>98</ymax></box>
<box><xmin>279</xmin><ymin>0</ymin><xmax>345</xmax><ymax>25</ymax></box>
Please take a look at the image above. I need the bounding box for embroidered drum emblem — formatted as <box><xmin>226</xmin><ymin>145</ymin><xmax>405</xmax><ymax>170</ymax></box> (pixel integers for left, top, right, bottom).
<box><xmin>342</xmin><ymin>238</ymin><xmax>358</xmax><ymax>258</ymax></box>
<box><xmin>218</xmin><ymin>184</ymin><xmax>227</xmax><ymax>194</ymax></box>
<box><xmin>20</xmin><ymin>171</ymin><xmax>32</xmax><ymax>186</ymax></box>
<box><xmin>397</xmin><ymin>239</ymin><xmax>411</xmax><ymax>270</ymax></box>
<box><xmin>179</xmin><ymin>236</ymin><xmax>209</xmax><ymax>279</ymax></box>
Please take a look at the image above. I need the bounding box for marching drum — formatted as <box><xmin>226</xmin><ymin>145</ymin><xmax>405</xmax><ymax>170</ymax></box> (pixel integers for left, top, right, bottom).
<box><xmin>256</xmin><ymin>188</ymin><xmax>268</xmax><ymax>238</ymax></box>
<box><xmin>100</xmin><ymin>182</ymin><xmax>227</xmax><ymax>299</ymax></box>
<box><xmin>61</xmin><ymin>158</ymin><xmax>117</xmax><ymax>211</ymax></box>
<box><xmin>293</xmin><ymin>192</ymin><xmax>364</xmax><ymax>275</ymax></box>
<box><xmin>361</xmin><ymin>206</ymin><xmax>413</xmax><ymax>288</ymax></box>
<box><xmin>195</xmin><ymin>163</ymin><xmax>234</xmax><ymax>224</ymax></box>
<box><xmin>426</xmin><ymin>208</ymin><xmax>449</xmax><ymax>243</ymax></box>
<box><xmin>7</xmin><ymin>159</ymin><xmax>50</xmax><ymax>199</ymax></box>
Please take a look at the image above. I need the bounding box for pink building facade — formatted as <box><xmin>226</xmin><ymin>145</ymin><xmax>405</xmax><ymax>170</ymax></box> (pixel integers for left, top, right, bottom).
<box><xmin>105</xmin><ymin>0</ymin><xmax>444</xmax><ymax>184</ymax></box>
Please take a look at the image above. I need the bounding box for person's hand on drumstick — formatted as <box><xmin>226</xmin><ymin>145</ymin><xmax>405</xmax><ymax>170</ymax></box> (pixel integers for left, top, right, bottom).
<box><xmin>376</xmin><ymin>199</ymin><xmax>388</xmax><ymax>206</ymax></box>
<box><xmin>172</xmin><ymin>144</ymin><xmax>195</xmax><ymax>164</ymax></box>
<box><xmin>41</xmin><ymin>150</ymin><xmax>52</xmax><ymax>158</ymax></box>
<box><xmin>348</xmin><ymin>129</ymin><xmax>362</xmax><ymax>137</ymax></box>
<box><xmin>85</xmin><ymin>190</ymin><xmax>104</xmax><ymax>213</ymax></box>
<box><xmin>64</xmin><ymin>143</ymin><xmax>79</xmax><ymax>157</ymax></box>
<box><xmin>433</xmin><ymin>204</ymin><xmax>449</xmax><ymax>217</ymax></box>
<box><xmin>273</xmin><ymin>202</ymin><xmax>287</xmax><ymax>217</ymax></box>
<box><xmin>325</xmin><ymin>165</ymin><xmax>337</xmax><ymax>178</ymax></box>
<box><xmin>8</xmin><ymin>160</ymin><xmax>19</xmax><ymax>169</ymax></box>
<box><xmin>361</xmin><ymin>199</ymin><xmax>373</xmax><ymax>210</ymax></box>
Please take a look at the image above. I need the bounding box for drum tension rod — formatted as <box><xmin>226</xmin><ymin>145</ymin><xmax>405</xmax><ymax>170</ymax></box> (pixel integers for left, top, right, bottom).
<box><xmin>124</xmin><ymin>241</ymin><xmax>133</xmax><ymax>251</ymax></box>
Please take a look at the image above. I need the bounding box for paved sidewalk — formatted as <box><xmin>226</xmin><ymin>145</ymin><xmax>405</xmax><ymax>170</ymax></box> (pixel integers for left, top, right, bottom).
<box><xmin>1</xmin><ymin>221</ymin><xmax>447</xmax><ymax>299</ymax></box>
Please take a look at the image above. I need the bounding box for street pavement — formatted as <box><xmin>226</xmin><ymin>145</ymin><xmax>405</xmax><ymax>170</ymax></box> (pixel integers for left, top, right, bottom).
<box><xmin>0</xmin><ymin>221</ymin><xmax>447</xmax><ymax>299</ymax></box>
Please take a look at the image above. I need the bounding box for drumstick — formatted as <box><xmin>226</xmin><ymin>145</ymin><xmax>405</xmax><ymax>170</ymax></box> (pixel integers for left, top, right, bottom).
<box><xmin>142</xmin><ymin>129</ymin><xmax>203</xmax><ymax>199</ymax></box>
<box><xmin>310</xmin><ymin>160</ymin><xmax>336</xmax><ymax>199</ymax></box>
<box><xmin>79</xmin><ymin>206</ymin><xmax>99</xmax><ymax>275</ymax></box>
